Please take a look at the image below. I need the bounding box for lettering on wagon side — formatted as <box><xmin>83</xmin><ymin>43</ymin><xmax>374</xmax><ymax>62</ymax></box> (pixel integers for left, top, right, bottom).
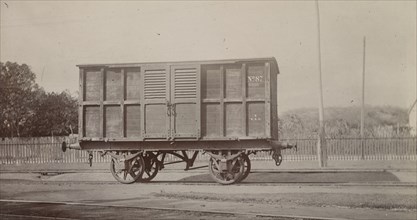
<box><xmin>247</xmin><ymin>75</ymin><xmax>264</xmax><ymax>83</ymax></box>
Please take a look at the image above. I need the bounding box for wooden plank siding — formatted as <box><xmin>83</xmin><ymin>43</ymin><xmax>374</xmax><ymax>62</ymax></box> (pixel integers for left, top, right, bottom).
<box><xmin>77</xmin><ymin>58</ymin><xmax>279</xmax><ymax>145</ymax></box>
<box><xmin>0</xmin><ymin>137</ymin><xmax>416</xmax><ymax>164</ymax></box>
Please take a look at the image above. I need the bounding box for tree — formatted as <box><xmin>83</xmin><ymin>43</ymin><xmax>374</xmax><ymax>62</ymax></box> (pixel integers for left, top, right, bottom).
<box><xmin>29</xmin><ymin>91</ymin><xmax>78</xmax><ymax>136</ymax></box>
<box><xmin>1</xmin><ymin>61</ymin><xmax>78</xmax><ymax>137</ymax></box>
<box><xmin>0</xmin><ymin>62</ymin><xmax>39</xmax><ymax>137</ymax></box>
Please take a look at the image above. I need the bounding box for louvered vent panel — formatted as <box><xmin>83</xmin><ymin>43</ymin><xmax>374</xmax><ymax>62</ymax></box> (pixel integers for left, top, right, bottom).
<box><xmin>174</xmin><ymin>68</ymin><xmax>197</xmax><ymax>99</ymax></box>
<box><xmin>144</xmin><ymin>69</ymin><xmax>166</xmax><ymax>99</ymax></box>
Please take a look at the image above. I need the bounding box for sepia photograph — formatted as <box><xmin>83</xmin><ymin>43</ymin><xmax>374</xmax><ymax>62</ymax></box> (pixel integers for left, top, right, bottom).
<box><xmin>0</xmin><ymin>1</ymin><xmax>416</xmax><ymax>219</ymax></box>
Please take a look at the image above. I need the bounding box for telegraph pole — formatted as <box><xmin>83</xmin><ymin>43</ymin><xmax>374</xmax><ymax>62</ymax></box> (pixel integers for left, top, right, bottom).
<box><xmin>360</xmin><ymin>36</ymin><xmax>366</xmax><ymax>159</ymax></box>
<box><xmin>315</xmin><ymin>0</ymin><xmax>327</xmax><ymax>167</ymax></box>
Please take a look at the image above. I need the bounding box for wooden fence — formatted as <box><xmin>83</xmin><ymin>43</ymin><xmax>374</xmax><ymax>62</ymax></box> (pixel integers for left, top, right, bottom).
<box><xmin>0</xmin><ymin>136</ymin><xmax>416</xmax><ymax>165</ymax></box>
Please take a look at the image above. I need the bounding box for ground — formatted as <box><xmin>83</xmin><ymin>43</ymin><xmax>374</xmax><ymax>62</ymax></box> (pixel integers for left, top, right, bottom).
<box><xmin>0</xmin><ymin>160</ymin><xmax>416</xmax><ymax>219</ymax></box>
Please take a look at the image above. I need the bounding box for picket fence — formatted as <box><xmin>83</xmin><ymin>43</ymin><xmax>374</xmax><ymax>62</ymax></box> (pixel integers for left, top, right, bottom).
<box><xmin>0</xmin><ymin>136</ymin><xmax>416</xmax><ymax>165</ymax></box>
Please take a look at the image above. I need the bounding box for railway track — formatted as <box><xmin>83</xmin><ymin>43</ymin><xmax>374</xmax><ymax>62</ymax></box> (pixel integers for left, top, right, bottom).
<box><xmin>0</xmin><ymin>199</ymin><xmax>348</xmax><ymax>220</ymax></box>
<box><xmin>1</xmin><ymin>169</ymin><xmax>415</xmax><ymax>188</ymax></box>
<box><xmin>2</xmin><ymin>168</ymin><xmax>414</xmax><ymax>173</ymax></box>
<box><xmin>1</xmin><ymin>178</ymin><xmax>415</xmax><ymax>188</ymax></box>
<box><xmin>1</xmin><ymin>177</ymin><xmax>415</xmax><ymax>220</ymax></box>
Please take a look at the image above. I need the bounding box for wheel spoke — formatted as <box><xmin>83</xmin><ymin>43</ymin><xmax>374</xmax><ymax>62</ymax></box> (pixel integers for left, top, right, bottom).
<box><xmin>216</xmin><ymin>172</ymin><xmax>223</xmax><ymax>180</ymax></box>
<box><xmin>129</xmin><ymin>171</ymin><xmax>136</xmax><ymax>178</ymax></box>
<box><xmin>212</xmin><ymin>159</ymin><xmax>221</xmax><ymax>171</ymax></box>
<box><xmin>229</xmin><ymin>159</ymin><xmax>238</xmax><ymax>172</ymax></box>
<box><xmin>123</xmin><ymin>170</ymin><xmax>128</xmax><ymax>180</ymax></box>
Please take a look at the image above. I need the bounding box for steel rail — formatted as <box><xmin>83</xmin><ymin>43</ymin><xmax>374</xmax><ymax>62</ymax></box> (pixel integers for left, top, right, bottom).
<box><xmin>2</xmin><ymin>169</ymin><xmax>416</xmax><ymax>174</ymax></box>
<box><xmin>0</xmin><ymin>199</ymin><xmax>349</xmax><ymax>220</ymax></box>
<box><xmin>0</xmin><ymin>178</ymin><xmax>415</xmax><ymax>187</ymax></box>
<box><xmin>0</xmin><ymin>213</ymin><xmax>78</xmax><ymax>220</ymax></box>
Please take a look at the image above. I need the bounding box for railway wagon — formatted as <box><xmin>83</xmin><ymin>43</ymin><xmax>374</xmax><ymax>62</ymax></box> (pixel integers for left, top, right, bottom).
<box><xmin>62</xmin><ymin>57</ymin><xmax>294</xmax><ymax>184</ymax></box>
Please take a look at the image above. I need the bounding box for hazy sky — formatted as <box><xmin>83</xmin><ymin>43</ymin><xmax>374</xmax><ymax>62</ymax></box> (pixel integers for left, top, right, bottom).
<box><xmin>1</xmin><ymin>1</ymin><xmax>416</xmax><ymax>113</ymax></box>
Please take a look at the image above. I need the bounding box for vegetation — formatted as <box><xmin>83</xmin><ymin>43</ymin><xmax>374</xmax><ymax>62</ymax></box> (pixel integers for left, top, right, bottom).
<box><xmin>1</xmin><ymin>61</ymin><xmax>78</xmax><ymax>137</ymax></box>
<box><xmin>279</xmin><ymin>106</ymin><xmax>410</xmax><ymax>138</ymax></box>
<box><xmin>0</xmin><ymin>61</ymin><xmax>410</xmax><ymax>138</ymax></box>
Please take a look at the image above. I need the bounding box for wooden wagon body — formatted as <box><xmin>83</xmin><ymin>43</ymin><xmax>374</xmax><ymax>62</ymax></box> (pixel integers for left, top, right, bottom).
<box><xmin>77</xmin><ymin>57</ymin><xmax>280</xmax><ymax>151</ymax></box>
<box><xmin>64</xmin><ymin>57</ymin><xmax>291</xmax><ymax>184</ymax></box>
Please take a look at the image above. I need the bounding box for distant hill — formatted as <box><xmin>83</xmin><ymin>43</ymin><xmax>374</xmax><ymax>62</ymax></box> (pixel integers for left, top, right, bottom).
<box><xmin>278</xmin><ymin>106</ymin><xmax>409</xmax><ymax>138</ymax></box>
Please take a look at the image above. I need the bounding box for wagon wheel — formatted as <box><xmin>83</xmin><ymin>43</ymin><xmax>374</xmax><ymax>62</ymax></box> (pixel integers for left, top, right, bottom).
<box><xmin>138</xmin><ymin>153</ymin><xmax>160</xmax><ymax>182</ymax></box>
<box><xmin>236</xmin><ymin>153</ymin><xmax>251</xmax><ymax>183</ymax></box>
<box><xmin>208</xmin><ymin>155</ymin><xmax>244</xmax><ymax>185</ymax></box>
<box><xmin>110</xmin><ymin>155</ymin><xmax>144</xmax><ymax>184</ymax></box>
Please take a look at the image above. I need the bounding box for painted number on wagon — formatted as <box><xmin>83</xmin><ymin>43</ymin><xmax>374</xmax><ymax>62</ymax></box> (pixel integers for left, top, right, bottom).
<box><xmin>250</xmin><ymin>114</ymin><xmax>262</xmax><ymax>121</ymax></box>
<box><xmin>248</xmin><ymin>75</ymin><xmax>264</xmax><ymax>83</ymax></box>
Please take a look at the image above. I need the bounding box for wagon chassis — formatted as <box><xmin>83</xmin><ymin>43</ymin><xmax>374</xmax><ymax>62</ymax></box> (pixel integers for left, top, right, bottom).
<box><xmin>63</xmin><ymin>139</ymin><xmax>295</xmax><ymax>184</ymax></box>
<box><xmin>102</xmin><ymin>149</ymin><xmax>262</xmax><ymax>185</ymax></box>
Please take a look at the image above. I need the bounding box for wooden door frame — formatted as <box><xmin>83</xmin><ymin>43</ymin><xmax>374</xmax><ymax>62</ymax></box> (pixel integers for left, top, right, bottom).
<box><xmin>141</xmin><ymin>64</ymin><xmax>171</xmax><ymax>139</ymax></box>
<box><xmin>169</xmin><ymin>64</ymin><xmax>201</xmax><ymax>139</ymax></box>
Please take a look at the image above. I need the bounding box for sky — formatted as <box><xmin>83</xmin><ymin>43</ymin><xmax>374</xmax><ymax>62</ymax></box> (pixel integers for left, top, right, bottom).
<box><xmin>1</xmin><ymin>1</ymin><xmax>416</xmax><ymax>113</ymax></box>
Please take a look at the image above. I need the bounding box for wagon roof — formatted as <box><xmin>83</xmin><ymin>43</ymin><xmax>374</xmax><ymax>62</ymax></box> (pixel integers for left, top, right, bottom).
<box><xmin>77</xmin><ymin>57</ymin><xmax>279</xmax><ymax>74</ymax></box>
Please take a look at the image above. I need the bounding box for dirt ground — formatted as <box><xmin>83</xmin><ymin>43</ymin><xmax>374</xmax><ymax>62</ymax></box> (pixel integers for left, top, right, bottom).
<box><xmin>1</xmin><ymin>175</ymin><xmax>416</xmax><ymax>219</ymax></box>
<box><xmin>1</xmin><ymin>180</ymin><xmax>416</xmax><ymax>219</ymax></box>
<box><xmin>0</xmin><ymin>160</ymin><xmax>416</xmax><ymax>219</ymax></box>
